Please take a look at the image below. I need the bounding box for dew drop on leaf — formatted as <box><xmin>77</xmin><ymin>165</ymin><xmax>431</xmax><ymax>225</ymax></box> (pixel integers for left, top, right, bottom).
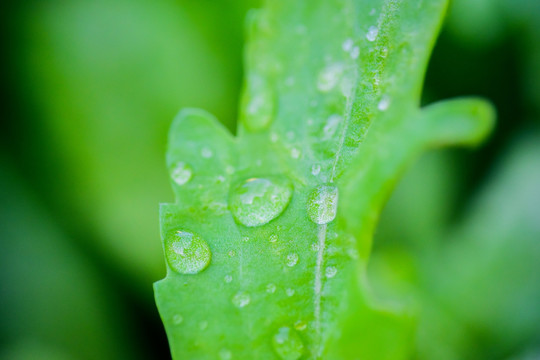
<box><xmin>172</xmin><ymin>314</ymin><xmax>183</xmax><ymax>325</ymax></box>
<box><xmin>317</xmin><ymin>63</ymin><xmax>344</xmax><ymax>92</ymax></box>
<box><xmin>232</xmin><ymin>291</ymin><xmax>251</xmax><ymax>308</ymax></box>
<box><xmin>366</xmin><ymin>25</ymin><xmax>379</xmax><ymax>42</ymax></box>
<box><xmin>286</xmin><ymin>288</ymin><xmax>295</xmax><ymax>297</ymax></box>
<box><xmin>201</xmin><ymin>147</ymin><xmax>213</xmax><ymax>158</ymax></box>
<box><xmin>224</xmin><ymin>274</ymin><xmax>233</xmax><ymax>283</ymax></box>
<box><xmin>311</xmin><ymin>164</ymin><xmax>321</xmax><ymax>176</ymax></box>
<box><xmin>294</xmin><ymin>320</ymin><xmax>307</xmax><ymax>331</ymax></box>
<box><xmin>378</xmin><ymin>95</ymin><xmax>391</xmax><ymax>111</ymax></box>
<box><xmin>342</xmin><ymin>38</ymin><xmax>354</xmax><ymax>52</ymax></box>
<box><xmin>325</xmin><ymin>266</ymin><xmax>337</xmax><ymax>278</ymax></box>
<box><xmin>165</xmin><ymin>230</ymin><xmax>211</xmax><ymax>274</ymax></box>
<box><xmin>219</xmin><ymin>349</ymin><xmax>232</xmax><ymax>360</ymax></box>
<box><xmin>272</xmin><ymin>326</ymin><xmax>304</xmax><ymax>360</ymax></box>
<box><xmin>307</xmin><ymin>184</ymin><xmax>339</xmax><ymax>224</ymax></box>
<box><xmin>229</xmin><ymin>176</ymin><xmax>293</xmax><ymax>227</ymax></box>
<box><xmin>290</xmin><ymin>148</ymin><xmax>301</xmax><ymax>159</ymax></box>
<box><xmin>244</xmin><ymin>75</ymin><xmax>275</xmax><ymax>131</ymax></box>
<box><xmin>170</xmin><ymin>161</ymin><xmax>192</xmax><ymax>186</ymax></box>
<box><xmin>269</xmin><ymin>234</ymin><xmax>278</xmax><ymax>243</ymax></box>
<box><xmin>266</xmin><ymin>283</ymin><xmax>277</xmax><ymax>294</ymax></box>
<box><xmin>286</xmin><ymin>253</ymin><xmax>299</xmax><ymax>267</ymax></box>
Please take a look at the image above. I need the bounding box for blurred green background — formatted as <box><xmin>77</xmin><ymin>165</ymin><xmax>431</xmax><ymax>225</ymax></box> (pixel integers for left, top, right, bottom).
<box><xmin>1</xmin><ymin>0</ymin><xmax>538</xmax><ymax>359</ymax></box>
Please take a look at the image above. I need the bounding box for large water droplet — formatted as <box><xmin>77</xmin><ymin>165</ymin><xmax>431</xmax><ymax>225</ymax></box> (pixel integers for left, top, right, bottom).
<box><xmin>165</xmin><ymin>230</ymin><xmax>211</xmax><ymax>274</ymax></box>
<box><xmin>230</xmin><ymin>176</ymin><xmax>293</xmax><ymax>227</ymax></box>
<box><xmin>272</xmin><ymin>326</ymin><xmax>304</xmax><ymax>360</ymax></box>
<box><xmin>307</xmin><ymin>185</ymin><xmax>339</xmax><ymax>224</ymax></box>
<box><xmin>232</xmin><ymin>291</ymin><xmax>251</xmax><ymax>308</ymax></box>
<box><xmin>317</xmin><ymin>63</ymin><xmax>344</xmax><ymax>92</ymax></box>
<box><xmin>170</xmin><ymin>161</ymin><xmax>192</xmax><ymax>186</ymax></box>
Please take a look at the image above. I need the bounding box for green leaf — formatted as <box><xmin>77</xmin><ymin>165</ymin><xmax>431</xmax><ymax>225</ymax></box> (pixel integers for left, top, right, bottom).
<box><xmin>155</xmin><ymin>0</ymin><xmax>495</xmax><ymax>358</ymax></box>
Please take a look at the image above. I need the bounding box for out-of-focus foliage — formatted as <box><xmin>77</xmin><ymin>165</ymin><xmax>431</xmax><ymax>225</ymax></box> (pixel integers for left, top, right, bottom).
<box><xmin>1</xmin><ymin>0</ymin><xmax>539</xmax><ymax>358</ymax></box>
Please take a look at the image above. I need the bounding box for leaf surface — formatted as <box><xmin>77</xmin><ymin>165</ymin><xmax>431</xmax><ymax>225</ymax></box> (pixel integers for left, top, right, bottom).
<box><xmin>155</xmin><ymin>0</ymin><xmax>494</xmax><ymax>358</ymax></box>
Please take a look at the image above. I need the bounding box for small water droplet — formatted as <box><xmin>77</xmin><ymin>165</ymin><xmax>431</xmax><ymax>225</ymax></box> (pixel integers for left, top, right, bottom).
<box><xmin>172</xmin><ymin>314</ymin><xmax>183</xmax><ymax>325</ymax></box>
<box><xmin>232</xmin><ymin>291</ymin><xmax>251</xmax><ymax>308</ymax></box>
<box><xmin>285</xmin><ymin>76</ymin><xmax>295</xmax><ymax>87</ymax></box>
<box><xmin>228</xmin><ymin>250</ymin><xmax>236</xmax><ymax>257</ymax></box>
<box><xmin>272</xmin><ymin>327</ymin><xmax>304</xmax><ymax>360</ymax></box>
<box><xmin>350</xmin><ymin>46</ymin><xmax>360</xmax><ymax>59</ymax></box>
<box><xmin>225</xmin><ymin>165</ymin><xmax>235</xmax><ymax>175</ymax></box>
<box><xmin>242</xmin><ymin>236</ymin><xmax>250</xmax><ymax>242</ymax></box>
<box><xmin>270</xmin><ymin>132</ymin><xmax>279</xmax><ymax>143</ymax></box>
<box><xmin>311</xmin><ymin>164</ymin><xmax>321</xmax><ymax>176</ymax></box>
<box><xmin>170</xmin><ymin>161</ymin><xmax>192</xmax><ymax>186</ymax></box>
<box><xmin>266</xmin><ymin>283</ymin><xmax>277</xmax><ymax>294</ymax></box>
<box><xmin>230</xmin><ymin>176</ymin><xmax>294</xmax><ymax>227</ymax></box>
<box><xmin>286</xmin><ymin>253</ymin><xmax>299</xmax><ymax>267</ymax></box>
<box><xmin>286</xmin><ymin>288</ymin><xmax>295</xmax><ymax>297</ymax></box>
<box><xmin>219</xmin><ymin>349</ymin><xmax>232</xmax><ymax>360</ymax></box>
<box><xmin>199</xmin><ymin>320</ymin><xmax>208</xmax><ymax>331</ymax></box>
<box><xmin>269</xmin><ymin>234</ymin><xmax>278</xmax><ymax>243</ymax></box>
<box><xmin>369</xmin><ymin>8</ymin><xmax>376</xmax><ymax>16</ymax></box>
<box><xmin>224</xmin><ymin>274</ymin><xmax>233</xmax><ymax>283</ymax></box>
<box><xmin>317</xmin><ymin>63</ymin><xmax>344</xmax><ymax>92</ymax></box>
<box><xmin>216</xmin><ymin>175</ymin><xmax>226</xmax><ymax>184</ymax></box>
<box><xmin>245</xmin><ymin>73</ymin><xmax>275</xmax><ymax>131</ymax></box>
<box><xmin>165</xmin><ymin>230</ymin><xmax>211</xmax><ymax>274</ymax></box>
<box><xmin>323</xmin><ymin>114</ymin><xmax>342</xmax><ymax>140</ymax></box>
<box><xmin>201</xmin><ymin>147</ymin><xmax>213</xmax><ymax>158</ymax></box>
<box><xmin>294</xmin><ymin>320</ymin><xmax>307</xmax><ymax>331</ymax></box>
<box><xmin>342</xmin><ymin>38</ymin><xmax>354</xmax><ymax>52</ymax></box>
<box><xmin>325</xmin><ymin>266</ymin><xmax>337</xmax><ymax>278</ymax></box>
<box><xmin>307</xmin><ymin>185</ymin><xmax>339</xmax><ymax>224</ymax></box>
<box><xmin>311</xmin><ymin>242</ymin><xmax>319</xmax><ymax>251</ymax></box>
<box><xmin>291</xmin><ymin>148</ymin><xmax>301</xmax><ymax>159</ymax></box>
<box><xmin>378</xmin><ymin>95</ymin><xmax>391</xmax><ymax>111</ymax></box>
<box><xmin>366</xmin><ymin>26</ymin><xmax>379</xmax><ymax>42</ymax></box>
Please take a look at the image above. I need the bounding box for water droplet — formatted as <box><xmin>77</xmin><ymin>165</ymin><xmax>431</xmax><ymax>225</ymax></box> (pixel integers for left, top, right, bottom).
<box><xmin>242</xmin><ymin>236</ymin><xmax>250</xmax><ymax>242</ymax></box>
<box><xmin>378</xmin><ymin>95</ymin><xmax>391</xmax><ymax>111</ymax></box>
<box><xmin>323</xmin><ymin>114</ymin><xmax>342</xmax><ymax>140</ymax></box>
<box><xmin>272</xmin><ymin>327</ymin><xmax>304</xmax><ymax>360</ymax></box>
<box><xmin>199</xmin><ymin>320</ymin><xmax>208</xmax><ymax>331</ymax></box>
<box><xmin>307</xmin><ymin>185</ymin><xmax>339</xmax><ymax>224</ymax></box>
<box><xmin>286</xmin><ymin>253</ymin><xmax>299</xmax><ymax>267</ymax></box>
<box><xmin>285</xmin><ymin>76</ymin><xmax>295</xmax><ymax>87</ymax></box>
<box><xmin>269</xmin><ymin>234</ymin><xmax>278</xmax><ymax>243</ymax></box>
<box><xmin>230</xmin><ymin>176</ymin><xmax>294</xmax><ymax>227</ymax></box>
<box><xmin>342</xmin><ymin>38</ymin><xmax>354</xmax><ymax>52</ymax></box>
<box><xmin>228</xmin><ymin>250</ymin><xmax>236</xmax><ymax>257</ymax></box>
<box><xmin>270</xmin><ymin>132</ymin><xmax>279</xmax><ymax>142</ymax></box>
<box><xmin>173</xmin><ymin>314</ymin><xmax>183</xmax><ymax>325</ymax></box>
<box><xmin>311</xmin><ymin>242</ymin><xmax>319</xmax><ymax>251</ymax></box>
<box><xmin>201</xmin><ymin>147</ymin><xmax>213</xmax><ymax>158</ymax></box>
<box><xmin>294</xmin><ymin>320</ymin><xmax>307</xmax><ymax>331</ymax></box>
<box><xmin>350</xmin><ymin>46</ymin><xmax>360</xmax><ymax>59</ymax></box>
<box><xmin>170</xmin><ymin>161</ymin><xmax>192</xmax><ymax>186</ymax></box>
<box><xmin>291</xmin><ymin>148</ymin><xmax>301</xmax><ymax>159</ymax></box>
<box><xmin>232</xmin><ymin>291</ymin><xmax>251</xmax><ymax>308</ymax></box>
<box><xmin>266</xmin><ymin>283</ymin><xmax>277</xmax><ymax>294</ymax></box>
<box><xmin>224</xmin><ymin>274</ymin><xmax>233</xmax><ymax>283</ymax></box>
<box><xmin>225</xmin><ymin>165</ymin><xmax>235</xmax><ymax>175</ymax></box>
<box><xmin>317</xmin><ymin>63</ymin><xmax>344</xmax><ymax>92</ymax></box>
<box><xmin>165</xmin><ymin>230</ymin><xmax>211</xmax><ymax>274</ymax></box>
<box><xmin>369</xmin><ymin>8</ymin><xmax>376</xmax><ymax>16</ymax></box>
<box><xmin>325</xmin><ymin>266</ymin><xmax>337</xmax><ymax>278</ymax></box>
<box><xmin>219</xmin><ymin>349</ymin><xmax>232</xmax><ymax>360</ymax></box>
<box><xmin>286</xmin><ymin>288</ymin><xmax>295</xmax><ymax>297</ymax></box>
<box><xmin>245</xmin><ymin>75</ymin><xmax>274</xmax><ymax>131</ymax></box>
<box><xmin>311</xmin><ymin>164</ymin><xmax>321</xmax><ymax>176</ymax></box>
<box><xmin>366</xmin><ymin>26</ymin><xmax>378</xmax><ymax>42</ymax></box>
